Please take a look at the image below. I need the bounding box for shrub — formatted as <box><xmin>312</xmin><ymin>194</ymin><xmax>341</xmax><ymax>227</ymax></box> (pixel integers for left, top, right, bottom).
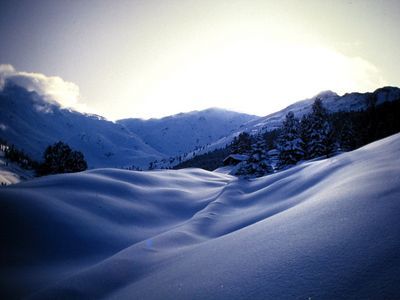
<box><xmin>38</xmin><ymin>141</ymin><xmax>87</xmax><ymax>175</ymax></box>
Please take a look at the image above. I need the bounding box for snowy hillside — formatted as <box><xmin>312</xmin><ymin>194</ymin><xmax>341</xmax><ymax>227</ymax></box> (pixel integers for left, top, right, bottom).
<box><xmin>118</xmin><ymin>108</ymin><xmax>258</xmax><ymax>156</ymax></box>
<box><xmin>0</xmin><ymin>150</ymin><xmax>34</xmax><ymax>185</ymax></box>
<box><xmin>194</xmin><ymin>86</ymin><xmax>400</xmax><ymax>155</ymax></box>
<box><xmin>0</xmin><ymin>84</ymin><xmax>257</xmax><ymax>168</ymax></box>
<box><xmin>0</xmin><ymin>84</ymin><xmax>167</xmax><ymax>168</ymax></box>
<box><xmin>1</xmin><ymin>133</ymin><xmax>400</xmax><ymax>299</ymax></box>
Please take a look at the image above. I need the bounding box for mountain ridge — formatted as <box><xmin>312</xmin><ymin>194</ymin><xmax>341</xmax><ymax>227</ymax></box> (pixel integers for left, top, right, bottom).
<box><xmin>1</xmin><ymin>82</ymin><xmax>399</xmax><ymax>169</ymax></box>
<box><xmin>118</xmin><ymin>107</ymin><xmax>258</xmax><ymax>156</ymax></box>
<box><xmin>0</xmin><ymin>83</ymin><xmax>256</xmax><ymax>168</ymax></box>
<box><xmin>186</xmin><ymin>86</ymin><xmax>400</xmax><ymax>158</ymax></box>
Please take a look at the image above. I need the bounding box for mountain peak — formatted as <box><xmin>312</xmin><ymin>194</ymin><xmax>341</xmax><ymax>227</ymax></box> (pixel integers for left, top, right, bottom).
<box><xmin>314</xmin><ymin>90</ymin><xmax>339</xmax><ymax>99</ymax></box>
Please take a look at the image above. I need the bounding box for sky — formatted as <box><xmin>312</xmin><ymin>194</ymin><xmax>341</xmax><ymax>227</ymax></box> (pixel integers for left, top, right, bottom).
<box><xmin>1</xmin><ymin>0</ymin><xmax>399</xmax><ymax>120</ymax></box>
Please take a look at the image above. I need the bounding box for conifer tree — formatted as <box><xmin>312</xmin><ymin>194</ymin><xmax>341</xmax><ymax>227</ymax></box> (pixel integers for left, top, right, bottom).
<box><xmin>338</xmin><ymin>118</ymin><xmax>356</xmax><ymax>151</ymax></box>
<box><xmin>235</xmin><ymin>135</ymin><xmax>273</xmax><ymax>177</ymax></box>
<box><xmin>306</xmin><ymin>98</ymin><xmax>334</xmax><ymax>158</ymax></box>
<box><xmin>277</xmin><ymin>111</ymin><xmax>304</xmax><ymax>168</ymax></box>
<box><xmin>231</xmin><ymin>132</ymin><xmax>252</xmax><ymax>155</ymax></box>
<box><xmin>299</xmin><ymin>114</ymin><xmax>311</xmax><ymax>159</ymax></box>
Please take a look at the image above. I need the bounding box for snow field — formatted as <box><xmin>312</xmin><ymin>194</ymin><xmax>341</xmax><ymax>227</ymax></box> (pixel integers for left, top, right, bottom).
<box><xmin>1</xmin><ymin>134</ymin><xmax>400</xmax><ymax>299</ymax></box>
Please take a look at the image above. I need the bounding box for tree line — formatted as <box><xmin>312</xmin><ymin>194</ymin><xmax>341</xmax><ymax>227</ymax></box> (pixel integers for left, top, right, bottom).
<box><xmin>177</xmin><ymin>96</ymin><xmax>400</xmax><ymax>177</ymax></box>
<box><xmin>1</xmin><ymin>140</ymin><xmax>87</xmax><ymax>177</ymax></box>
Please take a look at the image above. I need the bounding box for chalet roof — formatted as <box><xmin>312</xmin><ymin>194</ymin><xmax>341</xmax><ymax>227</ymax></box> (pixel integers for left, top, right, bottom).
<box><xmin>223</xmin><ymin>154</ymin><xmax>249</xmax><ymax>163</ymax></box>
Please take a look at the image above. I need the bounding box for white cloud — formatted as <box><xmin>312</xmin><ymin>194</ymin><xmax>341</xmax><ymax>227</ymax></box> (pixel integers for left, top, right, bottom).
<box><xmin>0</xmin><ymin>64</ymin><xmax>86</xmax><ymax>111</ymax></box>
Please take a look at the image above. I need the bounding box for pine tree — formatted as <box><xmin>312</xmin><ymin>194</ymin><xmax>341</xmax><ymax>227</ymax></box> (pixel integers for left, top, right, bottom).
<box><xmin>306</xmin><ymin>98</ymin><xmax>334</xmax><ymax>158</ymax></box>
<box><xmin>277</xmin><ymin>111</ymin><xmax>304</xmax><ymax>168</ymax></box>
<box><xmin>231</xmin><ymin>132</ymin><xmax>252</xmax><ymax>155</ymax></box>
<box><xmin>338</xmin><ymin>118</ymin><xmax>356</xmax><ymax>151</ymax></box>
<box><xmin>251</xmin><ymin>137</ymin><xmax>273</xmax><ymax>176</ymax></box>
<box><xmin>235</xmin><ymin>135</ymin><xmax>273</xmax><ymax>177</ymax></box>
<box><xmin>299</xmin><ymin>114</ymin><xmax>311</xmax><ymax>159</ymax></box>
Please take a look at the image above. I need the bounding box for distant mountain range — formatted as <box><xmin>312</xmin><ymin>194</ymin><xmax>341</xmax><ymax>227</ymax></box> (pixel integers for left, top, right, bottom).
<box><xmin>1</xmin><ymin>82</ymin><xmax>399</xmax><ymax>169</ymax></box>
<box><xmin>118</xmin><ymin>108</ymin><xmax>257</xmax><ymax>156</ymax></box>
<box><xmin>187</xmin><ymin>86</ymin><xmax>400</xmax><ymax>157</ymax></box>
<box><xmin>0</xmin><ymin>83</ymin><xmax>257</xmax><ymax>168</ymax></box>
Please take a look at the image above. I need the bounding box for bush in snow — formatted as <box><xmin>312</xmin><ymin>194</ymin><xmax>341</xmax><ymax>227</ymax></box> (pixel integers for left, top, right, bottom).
<box><xmin>38</xmin><ymin>141</ymin><xmax>87</xmax><ymax>175</ymax></box>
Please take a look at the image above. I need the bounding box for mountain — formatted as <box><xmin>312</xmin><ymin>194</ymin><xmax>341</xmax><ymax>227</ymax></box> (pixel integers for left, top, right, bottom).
<box><xmin>117</xmin><ymin>108</ymin><xmax>258</xmax><ymax>156</ymax></box>
<box><xmin>191</xmin><ymin>86</ymin><xmax>400</xmax><ymax>155</ymax></box>
<box><xmin>1</xmin><ymin>133</ymin><xmax>400</xmax><ymax>299</ymax></box>
<box><xmin>0</xmin><ymin>83</ymin><xmax>165</xmax><ymax>168</ymax></box>
<box><xmin>0</xmin><ymin>84</ymin><xmax>256</xmax><ymax>168</ymax></box>
<box><xmin>246</xmin><ymin>86</ymin><xmax>400</xmax><ymax>132</ymax></box>
<box><xmin>2</xmin><ymin>82</ymin><xmax>399</xmax><ymax>170</ymax></box>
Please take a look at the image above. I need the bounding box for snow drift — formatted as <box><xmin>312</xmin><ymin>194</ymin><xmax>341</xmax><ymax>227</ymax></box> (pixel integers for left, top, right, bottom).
<box><xmin>1</xmin><ymin>134</ymin><xmax>400</xmax><ymax>299</ymax></box>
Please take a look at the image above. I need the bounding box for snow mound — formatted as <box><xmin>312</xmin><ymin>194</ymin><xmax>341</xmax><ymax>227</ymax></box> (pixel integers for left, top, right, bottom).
<box><xmin>1</xmin><ymin>134</ymin><xmax>400</xmax><ymax>299</ymax></box>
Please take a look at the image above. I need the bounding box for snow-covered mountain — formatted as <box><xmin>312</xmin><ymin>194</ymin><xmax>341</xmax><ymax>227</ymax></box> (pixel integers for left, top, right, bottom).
<box><xmin>0</xmin><ymin>83</ymin><xmax>165</xmax><ymax>168</ymax></box>
<box><xmin>118</xmin><ymin>108</ymin><xmax>258</xmax><ymax>156</ymax></box>
<box><xmin>2</xmin><ymin>81</ymin><xmax>399</xmax><ymax>170</ymax></box>
<box><xmin>247</xmin><ymin>86</ymin><xmax>400</xmax><ymax>131</ymax></box>
<box><xmin>1</xmin><ymin>133</ymin><xmax>400</xmax><ymax>299</ymax></box>
<box><xmin>0</xmin><ymin>84</ymin><xmax>256</xmax><ymax>168</ymax></box>
<box><xmin>192</xmin><ymin>86</ymin><xmax>400</xmax><ymax>155</ymax></box>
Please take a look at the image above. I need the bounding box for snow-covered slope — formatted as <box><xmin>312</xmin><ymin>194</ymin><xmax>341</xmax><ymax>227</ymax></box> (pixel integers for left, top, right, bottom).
<box><xmin>0</xmin><ymin>84</ymin><xmax>166</xmax><ymax>168</ymax></box>
<box><xmin>1</xmin><ymin>133</ymin><xmax>400</xmax><ymax>299</ymax></box>
<box><xmin>249</xmin><ymin>86</ymin><xmax>400</xmax><ymax>130</ymax></box>
<box><xmin>118</xmin><ymin>108</ymin><xmax>258</xmax><ymax>156</ymax></box>
<box><xmin>0</xmin><ymin>84</ymin><xmax>257</xmax><ymax>168</ymax></box>
<box><xmin>195</xmin><ymin>86</ymin><xmax>400</xmax><ymax>154</ymax></box>
<box><xmin>0</xmin><ymin>150</ymin><xmax>34</xmax><ymax>185</ymax></box>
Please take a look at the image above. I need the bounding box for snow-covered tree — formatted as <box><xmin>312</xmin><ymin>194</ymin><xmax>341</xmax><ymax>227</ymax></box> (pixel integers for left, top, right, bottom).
<box><xmin>277</xmin><ymin>111</ymin><xmax>304</xmax><ymax>168</ymax></box>
<box><xmin>235</xmin><ymin>135</ymin><xmax>273</xmax><ymax>177</ymax></box>
<box><xmin>231</xmin><ymin>132</ymin><xmax>253</xmax><ymax>155</ymax></box>
<box><xmin>338</xmin><ymin>118</ymin><xmax>356</xmax><ymax>152</ymax></box>
<box><xmin>305</xmin><ymin>98</ymin><xmax>334</xmax><ymax>158</ymax></box>
<box><xmin>299</xmin><ymin>114</ymin><xmax>311</xmax><ymax>159</ymax></box>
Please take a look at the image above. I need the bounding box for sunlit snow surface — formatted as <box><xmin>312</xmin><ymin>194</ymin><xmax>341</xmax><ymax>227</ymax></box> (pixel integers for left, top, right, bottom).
<box><xmin>0</xmin><ymin>151</ymin><xmax>35</xmax><ymax>185</ymax></box>
<box><xmin>1</xmin><ymin>134</ymin><xmax>400</xmax><ymax>299</ymax></box>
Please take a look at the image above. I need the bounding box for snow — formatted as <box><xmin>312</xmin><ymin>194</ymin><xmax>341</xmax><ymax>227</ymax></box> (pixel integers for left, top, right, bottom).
<box><xmin>0</xmin><ymin>150</ymin><xmax>34</xmax><ymax>185</ymax></box>
<box><xmin>0</xmin><ymin>84</ymin><xmax>164</xmax><ymax>168</ymax></box>
<box><xmin>1</xmin><ymin>133</ymin><xmax>400</xmax><ymax>299</ymax></box>
<box><xmin>0</xmin><ymin>84</ymin><xmax>257</xmax><ymax>169</ymax></box>
<box><xmin>118</xmin><ymin>108</ymin><xmax>258</xmax><ymax>156</ymax></box>
<box><xmin>191</xmin><ymin>86</ymin><xmax>400</xmax><ymax>157</ymax></box>
<box><xmin>213</xmin><ymin>165</ymin><xmax>235</xmax><ymax>174</ymax></box>
<box><xmin>2</xmin><ymin>82</ymin><xmax>399</xmax><ymax>170</ymax></box>
<box><xmin>223</xmin><ymin>154</ymin><xmax>249</xmax><ymax>163</ymax></box>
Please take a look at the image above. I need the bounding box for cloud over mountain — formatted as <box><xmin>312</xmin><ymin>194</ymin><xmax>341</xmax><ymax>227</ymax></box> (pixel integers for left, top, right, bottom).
<box><xmin>0</xmin><ymin>64</ymin><xmax>85</xmax><ymax>110</ymax></box>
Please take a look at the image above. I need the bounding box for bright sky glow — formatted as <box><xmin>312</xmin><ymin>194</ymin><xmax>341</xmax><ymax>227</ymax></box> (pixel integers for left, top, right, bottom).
<box><xmin>1</xmin><ymin>0</ymin><xmax>399</xmax><ymax>120</ymax></box>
